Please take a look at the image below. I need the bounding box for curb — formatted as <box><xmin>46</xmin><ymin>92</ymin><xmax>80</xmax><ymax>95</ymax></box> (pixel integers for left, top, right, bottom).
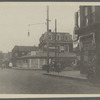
<box><xmin>44</xmin><ymin>73</ymin><xmax>87</xmax><ymax>82</ymax></box>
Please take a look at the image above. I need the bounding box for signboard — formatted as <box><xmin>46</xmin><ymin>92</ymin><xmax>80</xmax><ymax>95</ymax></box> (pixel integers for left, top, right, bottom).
<box><xmin>79</xmin><ymin>33</ymin><xmax>96</xmax><ymax>51</ymax></box>
<box><xmin>49</xmin><ymin>47</ymin><xmax>55</xmax><ymax>49</ymax></box>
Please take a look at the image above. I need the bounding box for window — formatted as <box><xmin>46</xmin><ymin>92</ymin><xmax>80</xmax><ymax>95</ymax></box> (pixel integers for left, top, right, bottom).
<box><xmin>56</xmin><ymin>35</ymin><xmax>59</xmax><ymax>40</ymax></box>
<box><xmin>86</xmin><ymin>17</ymin><xmax>88</xmax><ymax>26</ymax></box>
<box><xmin>65</xmin><ymin>36</ymin><xmax>67</xmax><ymax>40</ymax></box>
<box><xmin>49</xmin><ymin>35</ymin><xmax>52</xmax><ymax>40</ymax></box>
<box><xmin>60</xmin><ymin>45</ymin><xmax>64</xmax><ymax>52</ymax></box>
<box><xmin>91</xmin><ymin>6</ymin><xmax>95</xmax><ymax>24</ymax></box>
<box><xmin>63</xmin><ymin>35</ymin><xmax>65</xmax><ymax>40</ymax></box>
<box><xmin>61</xmin><ymin>35</ymin><xmax>63</xmax><ymax>40</ymax></box>
<box><xmin>60</xmin><ymin>34</ymin><xmax>64</xmax><ymax>40</ymax></box>
<box><xmin>22</xmin><ymin>52</ymin><xmax>25</xmax><ymax>55</ymax></box>
<box><xmin>24</xmin><ymin>59</ymin><xmax>27</xmax><ymax>63</ymax></box>
<box><xmin>91</xmin><ymin>6</ymin><xmax>95</xmax><ymax>13</ymax></box>
<box><xmin>85</xmin><ymin>7</ymin><xmax>88</xmax><ymax>16</ymax></box>
<box><xmin>31</xmin><ymin>51</ymin><xmax>36</xmax><ymax>55</ymax></box>
<box><xmin>15</xmin><ymin>53</ymin><xmax>18</xmax><ymax>57</ymax></box>
<box><xmin>84</xmin><ymin>7</ymin><xmax>88</xmax><ymax>26</ymax></box>
<box><xmin>66</xmin><ymin>45</ymin><xmax>69</xmax><ymax>52</ymax></box>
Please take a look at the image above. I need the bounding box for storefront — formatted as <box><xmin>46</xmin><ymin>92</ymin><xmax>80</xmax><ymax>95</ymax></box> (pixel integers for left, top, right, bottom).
<box><xmin>79</xmin><ymin>32</ymin><xmax>96</xmax><ymax>73</ymax></box>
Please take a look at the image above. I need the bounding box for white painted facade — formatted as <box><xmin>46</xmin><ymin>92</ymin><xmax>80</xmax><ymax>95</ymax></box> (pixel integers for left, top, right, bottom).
<box><xmin>16</xmin><ymin>58</ymin><xmax>47</xmax><ymax>69</ymax></box>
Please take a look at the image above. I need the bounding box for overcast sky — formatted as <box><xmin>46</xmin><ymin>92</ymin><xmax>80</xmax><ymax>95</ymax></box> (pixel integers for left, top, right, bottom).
<box><xmin>0</xmin><ymin>2</ymin><xmax>80</xmax><ymax>52</ymax></box>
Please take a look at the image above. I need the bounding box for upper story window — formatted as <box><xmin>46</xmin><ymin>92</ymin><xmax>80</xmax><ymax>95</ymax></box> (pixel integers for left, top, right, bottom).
<box><xmin>31</xmin><ymin>51</ymin><xmax>36</xmax><ymax>56</ymax></box>
<box><xmin>56</xmin><ymin>35</ymin><xmax>59</xmax><ymax>40</ymax></box>
<box><xmin>91</xmin><ymin>6</ymin><xmax>95</xmax><ymax>13</ymax></box>
<box><xmin>84</xmin><ymin>7</ymin><xmax>88</xmax><ymax>26</ymax></box>
<box><xmin>63</xmin><ymin>35</ymin><xmax>65</xmax><ymax>40</ymax></box>
<box><xmin>60</xmin><ymin>35</ymin><xmax>64</xmax><ymax>40</ymax></box>
<box><xmin>86</xmin><ymin>18</ymin><xmax>88</xmax><ymax>26</ymax></box>
<box><xmin>91</xmin><ymin>6</ymin><xmax>95</xmax><ymax>24</ymax></box>
<box><xmin>15</xmin><ymin>53</ymin><xmax>18</xmax><ymax>57</ymax></box>
<box><xmin>65</xmin><ymin>36</ymin><xmax>68</xmax><ymax>40</ymax></box>
<box><xmin>49</xmin><ymin>35</ymin><xmax>52</xmax><ymax>40</ymax></box>
<box><xmin>85</xmin><ymin>7</ymin><xmax>88</xmax><ymax>16</ymax></box>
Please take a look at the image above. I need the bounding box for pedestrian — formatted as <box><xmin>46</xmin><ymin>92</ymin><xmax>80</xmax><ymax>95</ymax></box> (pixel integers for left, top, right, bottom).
<box><xmin>57</xmin><ymin>62</ymin><xmax>61</xmax><ymax>73</ymax></box>
<box><xmin>9</xmin><ymin>62</ymin><xmax>12</xmax><ymax>68</ymax></box>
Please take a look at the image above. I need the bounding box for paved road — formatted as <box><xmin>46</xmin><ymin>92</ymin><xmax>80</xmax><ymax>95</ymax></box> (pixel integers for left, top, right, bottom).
<box><xmin>0</xmin><ymin>69</ymin><xmax>100</xmax><ymax>94</ymax></box>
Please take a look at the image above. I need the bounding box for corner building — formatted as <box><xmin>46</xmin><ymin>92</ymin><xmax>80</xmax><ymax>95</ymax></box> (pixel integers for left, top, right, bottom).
<box><xmin>39</xmin><ymin>30</ymin><xmax>73</xmax><ymax>53</ymax></box>
<box><xmin>74</xmin><ymin>6</ymin><xmax>100</xmax><ymax>73</ymax></box>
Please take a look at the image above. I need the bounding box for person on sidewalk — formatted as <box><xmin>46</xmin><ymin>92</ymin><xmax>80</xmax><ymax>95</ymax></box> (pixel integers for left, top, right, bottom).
<box><xmin>57</xmin><ymin>62</ymin><xmax>61</xmax><ymax>74</ymax></box>
<box><xmin>9</xmin><ymin>62</ymin><xmax>12</xmax><ymax>68</ymax></box>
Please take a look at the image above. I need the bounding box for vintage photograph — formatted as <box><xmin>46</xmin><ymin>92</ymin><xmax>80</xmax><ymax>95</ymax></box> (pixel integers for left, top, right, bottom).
<box><xmin>0</xmin><ymin>2</ymin><xmax>100</xmax><ymax>94</ymax></box>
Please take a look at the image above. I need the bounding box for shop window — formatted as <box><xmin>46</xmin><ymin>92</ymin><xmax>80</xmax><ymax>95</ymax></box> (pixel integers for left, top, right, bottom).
<box><xmin>60</xmin><ymin>45</ymin><xmax>64</xmax><ymax>52</ymax></box>
<box><xmin>24</xmin><ymin>59</ymin><xmax>28</xmax><ymax>63</ymax></box>
<box><xmin>22</xmin><ymin>52</ymin><xmax>25</xmax><ymax>55</ymax></box>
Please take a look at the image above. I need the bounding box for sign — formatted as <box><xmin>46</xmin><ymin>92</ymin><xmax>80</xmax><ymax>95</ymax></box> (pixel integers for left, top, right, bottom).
<box><xmin>49</xmin><ymin>47</ymin><xmax>55</xmax><ymax>49</ymax></box>
<box><xmin>79</xmin><ymin>33</ymin><xmax>96</xmax><ymax>50</ymax></box>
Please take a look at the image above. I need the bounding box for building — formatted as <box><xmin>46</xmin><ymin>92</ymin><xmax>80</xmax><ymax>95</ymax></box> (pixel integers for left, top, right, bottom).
<box><xmin>12</xmin><ymin>45</ymin><xmax>38</xmax><ymax>67</ymax></box>
<box><xmin>14</xmin><ymin>30</ymin><xmax>76</xmax><ymax>70</ymax></box>
<box><xmin>39</xmin><ymin>30</ymin><xmax>73</xmax><ymax>53</ymax></box>
<box><xmin>2</xmin><ymin>52</ymin><xmax>12</xmax><ymax>68</ymax></box>
<box><xmin>16</xmin><ymin>50</ymin><xmax>76</xmax><ymax>69</ymax></box>
<box><xmin>74</xmin><ymin>6</ymin><xmax>100</xmax><ymax>73</ymax></box>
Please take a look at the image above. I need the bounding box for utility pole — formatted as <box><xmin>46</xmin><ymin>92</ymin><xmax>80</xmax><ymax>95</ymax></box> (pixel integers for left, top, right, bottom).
<box><xmin>46</xmin><ymin>6</ymin><xmax>50</xmax><ymax>73</ymax></box>
<box><xmin>55</xmin><ymin>19</ymin><xmax>57</xmax><ymax>71</ymax></box>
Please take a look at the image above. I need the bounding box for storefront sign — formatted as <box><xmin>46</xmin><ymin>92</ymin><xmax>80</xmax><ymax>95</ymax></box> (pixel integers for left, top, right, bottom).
<box><xmin>79</xmin><ymin>33</ymin><xmax>96</xmax><ymax>50</ymax></box>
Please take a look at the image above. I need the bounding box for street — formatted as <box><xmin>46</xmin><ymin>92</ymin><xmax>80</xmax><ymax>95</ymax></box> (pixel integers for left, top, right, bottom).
<box><xmin>0</xmin><ymin>69</ymin><xmax>100</xmax><ymax>94</ymax></box>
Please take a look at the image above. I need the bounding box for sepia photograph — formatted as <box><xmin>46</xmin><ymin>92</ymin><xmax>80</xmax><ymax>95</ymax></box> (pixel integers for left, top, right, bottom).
<box><xmin>0</xmin><ymin>2</ymin><xmax>100</xmax><ymax>96</ymax></box>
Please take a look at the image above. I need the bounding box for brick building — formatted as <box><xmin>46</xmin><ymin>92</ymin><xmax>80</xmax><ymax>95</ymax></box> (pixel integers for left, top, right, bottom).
<box><xmin>74</xmin><ymin>6</ymin><xmax>100</xmax><ymax>73</ymax></box>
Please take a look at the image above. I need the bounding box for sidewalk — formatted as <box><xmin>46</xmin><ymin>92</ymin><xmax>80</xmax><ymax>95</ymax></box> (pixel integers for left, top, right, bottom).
<box><xmin>44</xmin><ymin>70</ymin><xmax>87</xmax><ymax>81</ymax></box>
<box><xmin>12</xmin><ymin>67</ymin><xmax>42</xmax><ymax>71</ymax></box>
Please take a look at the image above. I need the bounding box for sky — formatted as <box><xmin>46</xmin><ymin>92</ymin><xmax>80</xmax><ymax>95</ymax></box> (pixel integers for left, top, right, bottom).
<box><xmin>0</xmin><ymin>2</ymin><xmax>80</xmax><ymax>53</ymax></box>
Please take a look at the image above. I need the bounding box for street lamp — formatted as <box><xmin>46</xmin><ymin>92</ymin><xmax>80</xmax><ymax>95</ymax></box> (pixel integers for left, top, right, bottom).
<box><xmin>28</xmin><ymin>23</ymin><xmax>46</xmax><ymax>37</ymax></box>
<box><xmin>27</xmin><ymin>6</ymin><xmax>50</xmax><ymax>73</ymax></box>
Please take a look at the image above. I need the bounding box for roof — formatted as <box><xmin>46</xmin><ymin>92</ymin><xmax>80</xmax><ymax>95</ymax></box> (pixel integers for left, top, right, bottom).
<box><xmin>12</xmin><ymin>45</ymin><xmax>39</xmax><ymax>52</ymax></box>
<box><xmin>17</xmin><ymin>51</ymin><xmax>76</xmax><ymax>59</ymax></box>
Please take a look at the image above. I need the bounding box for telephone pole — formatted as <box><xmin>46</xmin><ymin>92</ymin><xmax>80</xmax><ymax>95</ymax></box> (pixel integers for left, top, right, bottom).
<box><xmin>55</xmin><ymin>19</ymin><xmax>57</xmax><ymax>71</ymax></box>
<box><xmin>46</xmin><ymin>6</ymin><xmax>50</xmax><ymax>73</ymax></box>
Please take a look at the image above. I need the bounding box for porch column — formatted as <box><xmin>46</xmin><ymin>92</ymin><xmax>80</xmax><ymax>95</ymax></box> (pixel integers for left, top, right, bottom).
<box><xmin>38</xmin><ymin>59</ymin><xmax>40</xmax><ymax>69</ymax></box>
<box><xmin>29</xmin><ymin>59</ymin><xmax>31</xmax><ymax>69</ymax></box>
<box><xmin>68</xmin><ymin>45</ymin><xmax>69</xmax><ymax>53</ymax></box>
<box><xmin>43</xmin><ymin>59</ymin><xmax>46</xmax><ymax>65</ymax></box>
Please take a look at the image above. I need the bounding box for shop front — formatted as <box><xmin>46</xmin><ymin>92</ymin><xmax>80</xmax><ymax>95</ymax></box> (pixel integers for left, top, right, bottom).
<box><xmin>79</xmin><ymin>33</ymin><xmax>96</xmax><ymax>74</ymax></box>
